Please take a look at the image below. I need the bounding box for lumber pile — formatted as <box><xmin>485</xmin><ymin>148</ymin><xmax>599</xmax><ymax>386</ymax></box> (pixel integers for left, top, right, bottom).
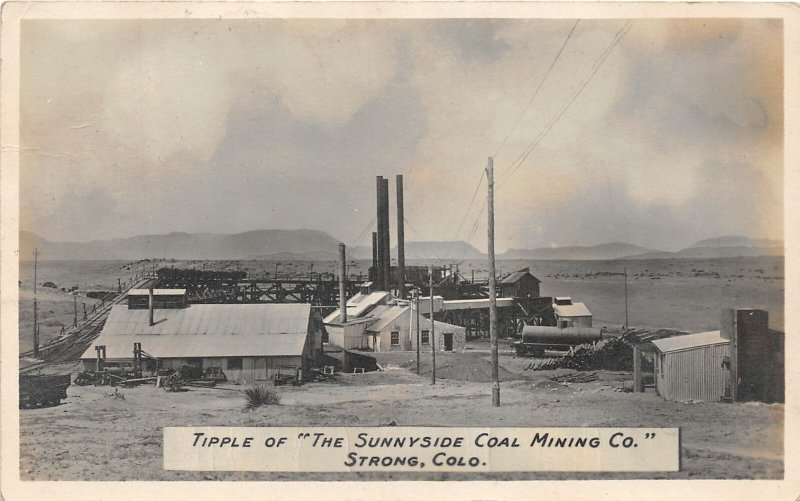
<box><xmin>549</xmin><ymin>372</ymin><xmax>598</xmax><ymax>383</ymax></box>
<box><xmin>528</xmin><ymin>337</ymin><xmax>635</xmax><ymax>371</ymax></box>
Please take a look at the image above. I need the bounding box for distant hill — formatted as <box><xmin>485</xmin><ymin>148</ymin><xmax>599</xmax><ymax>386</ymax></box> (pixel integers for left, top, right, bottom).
<box><xmin>625</xmin><ymin>236</ymin><xmax>783</xmax><ymax>260</ymax></box>
<box><xmin>20</xmin><ymin>229</ymin><xmax>344</xmax><ymax>261</ymax></box>
<box><xmin>688</xmin><ymin>236</ymin><xmax>783</xmax><ymax>249</ymax></box>
<box><xmin>20</xmin><ymin>229</ymin><xmax>783</xmax><ymax>262</ymax></box>
<box><xmin>400</xmin><ymin>241</ymin><xmax>485</xmax><ymax>260</ymax></box>
<box><xmin>501</xmin><ymin>242</ymin><xmax>655</xmax><ymax>261</ymax></box>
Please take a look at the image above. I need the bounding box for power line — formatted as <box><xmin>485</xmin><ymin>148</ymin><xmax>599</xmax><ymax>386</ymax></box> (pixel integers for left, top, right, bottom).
<box><xmin>350</xmin><ymin>216</ymin><xmax>375</xmax><ymax>250</ymax></box>
<box><xmin>442</xmin><ymin>168</ymin><xmax>486</xmax><ymax>261</ymax></box>
<box><xmin>498</xmin><ymin>20</ymin><xmax>633</xmax><ymax>188</ymax></box>
<box><xmin>493</xmin><ymin>19</ymin><xmax>581</xmax><ymax>159</ymax></box>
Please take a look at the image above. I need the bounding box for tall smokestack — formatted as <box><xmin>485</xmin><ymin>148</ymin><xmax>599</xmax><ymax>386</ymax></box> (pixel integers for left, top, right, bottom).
<box><xmin>396</xmin><ymin>174</ymin><xmax>406</xmax><ymax>299</ymax></box>
<box><xmin>148</xmin><ymin>285</ymin><xmax>155</xmax><ymax>327</ymax></box>
<box><xmin>376</xmin><ymin>176</ymin><xmax>385</xmax><ymax>290</ymax></box>
<box><xmin>338</xmin><ymin>243</ymin><xmax>347</xmax><ymax>323</ymax></box>
<box><xmin>381</xmin><ymin>177</ymin><xmax>391</xmax><ymax>292</ymax></box>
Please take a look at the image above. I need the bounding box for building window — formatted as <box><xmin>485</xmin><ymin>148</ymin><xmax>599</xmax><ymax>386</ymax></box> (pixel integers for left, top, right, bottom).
<box><xmin>391</xmin><ymin>331</ymin><xmax>400</xmax><ymax>346</ymax></box>
<box><xmin>421</xmin><ymin>330</ymin><xmax>430</xmax><ymax>345</ymax></box>
<box><xmin>227</xmin><ymin>357</ymin><xmax>243</xmax><ymax>370</ymax></box>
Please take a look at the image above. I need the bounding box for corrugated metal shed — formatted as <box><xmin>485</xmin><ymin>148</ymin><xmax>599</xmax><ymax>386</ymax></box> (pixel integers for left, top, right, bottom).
<box><xmin>653</xmin><ymin>330</ymin><xmax>730</xmax><ymax>402</ymax></box>
<box><xmin>553</xmin><ymin>302</ymin><xmax>591</xmax><ymax>317</ymax></box>
<box><xmin>81</xmin><ymin>303</ymin><xmax>310</xmax><ymax>360</ymax></box>
<box><xmin>651</xmin><ymin>331</ymin><xmax>726</xmax><ymax>353</ymax></box>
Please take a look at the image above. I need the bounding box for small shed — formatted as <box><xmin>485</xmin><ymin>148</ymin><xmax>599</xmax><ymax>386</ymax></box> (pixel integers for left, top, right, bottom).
<box><xmin>552</xmin><ymin>298</ymin><xmax>592</xmax><ymax>328</ymax></box>
<box><xmin>500</xmin><ymin>267</ymin><xmax>541</xmax><ymax>298</ymax></box>
<box><xmin>651</xmin><ymin>331</ymin><xmax>729</xmax><ymax>402</ymax></box>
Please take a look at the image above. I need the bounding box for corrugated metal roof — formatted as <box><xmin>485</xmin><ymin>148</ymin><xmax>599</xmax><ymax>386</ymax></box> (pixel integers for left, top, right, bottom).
<box><xmin>127</xmin><ymin>289</ymin><xmax>187</xmax><ymax>296</ymax></box>
<box><xmin>553</xmin><ymin>302</ymin><xmax>591</xmax><ymax>317</ymax></box>
<box><xmin>652</xmin><ymin>330</ymin><xmax>727</xmax><ymax>353</ymax></box>
<box><xmin>83</xmin><ymin>334</ymin><xmax>306</xmax><ymax>359</ymax></box>
<box><xmin>501</xmin><ymin>268</ymin><xmax>540</xmax><ymax>284</ymax></box>
<box><xmin>323</xmin><ymin>291</ymin><xmax>391</xmax><ymax>323</ymax></box>
<box><xmin>81</xmin><ymin>303</ymin><xmax>310</xmax><ymax>359</ymax></box>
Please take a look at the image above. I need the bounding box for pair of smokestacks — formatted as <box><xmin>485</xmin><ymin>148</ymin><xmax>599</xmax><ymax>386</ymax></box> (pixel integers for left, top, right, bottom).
<box><xmin>373</xmin><ymin>175</ymin><xmax>405</xmax><ymax>298</ymax></box>
<box><xmin>337</xmin><ymin>174</ymin><xmax>406</xmax><ymax>324</ymax></box>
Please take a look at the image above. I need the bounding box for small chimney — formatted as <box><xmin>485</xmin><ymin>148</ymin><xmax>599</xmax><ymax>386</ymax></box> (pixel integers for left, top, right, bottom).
<box><xmin>148</xmin><ymin>286</ymin><xmax>155</xmax><ymax>326</ymax></box>
<box><xmin>339</xmin><ymin>243</ymin><xmax>348</xmax><ymax>323</ymax></box>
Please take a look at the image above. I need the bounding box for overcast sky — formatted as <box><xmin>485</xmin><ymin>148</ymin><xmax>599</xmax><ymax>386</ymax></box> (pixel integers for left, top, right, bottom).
<box><xmin>20</xmin><ymin>18</ymin><xmax>783</xmax><ymax>252</ymax></box>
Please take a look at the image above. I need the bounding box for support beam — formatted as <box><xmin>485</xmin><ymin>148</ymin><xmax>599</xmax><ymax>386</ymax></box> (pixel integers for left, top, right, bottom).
<box><xmin>148</xmin><ymin>286</ymin><xmax>155</xmax><ymax>327</ymax></box>
<box><xmin>633</xmin><ymin>345</ymin><xmax>642</xmax><ymax>393</ymax></box>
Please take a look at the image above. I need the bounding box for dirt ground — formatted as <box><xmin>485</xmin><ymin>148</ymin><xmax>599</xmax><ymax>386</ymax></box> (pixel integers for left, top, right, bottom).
<box><xmin>19</xmin><ymin>353</ymin><xmax>783</xmax><ymax>481</ymax></box>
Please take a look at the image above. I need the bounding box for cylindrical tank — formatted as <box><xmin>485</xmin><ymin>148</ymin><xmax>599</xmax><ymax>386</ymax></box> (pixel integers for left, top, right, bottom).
<box><xmin>520</xmin><ymin>326</ymin><xmax>602</xmax><ymax>346</ymax></box>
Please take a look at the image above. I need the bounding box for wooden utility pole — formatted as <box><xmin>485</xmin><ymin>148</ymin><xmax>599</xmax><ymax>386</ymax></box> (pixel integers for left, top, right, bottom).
<box><xmin>338</xmin><ymin>243</ymin><xmax>347</xmax><ymax>323</ymax></box>
<box><xmin>429</xmin><ymin>266</ymin><xmax>436</xmax><ymax>384</ymax></box>
<box><xmin>33</xmin><ymin>248</ymin><xmax>39</xmax><ymax>294</ymax></box>
<box><xmin>33</xmin><ymin>248</ymin><xmax>40</xmax><ymax>357</ymax></box>
<box><xmin>487</xmin><ymin>157</ymin><xmax>500</xmax><ymax>407</ymax></box>
<box><xmin>415</xmin><ymin>289</ymin><xmax>421</xmax><ymax>375</ymax></box>
<box><xmin>33</xmin><ymin>298</ymin><xmax>39</xmax><ymax>358</ymax></box>
<box><xmin>624</xmin><ymin>267</ymin><xmax>629</xmax><ymax>329</ymax></box>
<box><xmin>73</xmin><ymin>294</ymin><xmax>78</xmax><ymax>328</ymax></box>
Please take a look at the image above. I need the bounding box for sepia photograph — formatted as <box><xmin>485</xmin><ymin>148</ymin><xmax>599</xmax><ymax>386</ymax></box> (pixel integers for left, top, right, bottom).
<box><xmin>1</xmin><ymin>1</ymin><xmax>797</xmax><ymax>498</ymax></box>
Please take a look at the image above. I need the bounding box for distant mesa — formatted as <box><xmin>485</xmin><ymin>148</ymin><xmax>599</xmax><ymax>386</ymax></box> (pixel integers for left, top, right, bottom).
<box><xmin>500</xmin><ymin>242</ymin><xmax>655</xmax><ymax>261</ymax></box>
<box><xmin>18</xmin><ymin>229</ymin><xmax>783</xmax><ymax>261</ymax></box>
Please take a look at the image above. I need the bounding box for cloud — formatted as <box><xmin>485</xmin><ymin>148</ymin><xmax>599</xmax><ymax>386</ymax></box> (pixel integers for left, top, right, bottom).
<box><xmin>19</xmin><ymin>18</ymin><xmax>783</xmax><ymax>252</ymax></box>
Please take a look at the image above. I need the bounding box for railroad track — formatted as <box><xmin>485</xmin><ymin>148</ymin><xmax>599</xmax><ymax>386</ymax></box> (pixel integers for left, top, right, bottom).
<box><xmin>20</xmin><ymin>278</ymin><xmax>156</xmax><ymax>369</ymax></box>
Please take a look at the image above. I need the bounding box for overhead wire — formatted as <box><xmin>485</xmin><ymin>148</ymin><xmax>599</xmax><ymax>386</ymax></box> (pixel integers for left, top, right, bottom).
<box><xmin>498</xmin><ymin>20</ymin><xmax>633</xmax><ymax>188</ymax></box>
<box><xmin>493</xmin><ymin>19</ymin><xmax>581</xmax><ymax>159</ymax></box>
<box><xmin>442</xmin><ymin>20</ymin><xmax>581</xmax><ymax>263</ymax></box>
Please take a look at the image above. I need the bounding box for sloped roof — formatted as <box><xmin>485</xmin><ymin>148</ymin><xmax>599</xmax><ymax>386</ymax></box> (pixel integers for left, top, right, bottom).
<box><xmin>553</xmin><ymin>302</ymin><xmax>592</xmax><ymax>317</ymax></box>
<box><xmin>442</xmin><ymin>298</ymin><xmax>515</xmax><ymax>310</ymax></box>
<box><xmin>366</xmin><ymin>306</ymin><xmax>408</xmax><ymax>332</ymax></box>
<box><xmin>501</xmin><ymin>268</ymin><xmax>541</xmax><ymax>284</ymax></box>
<box><xmin>323</xmin><ymin>291</ymin><xmax>391</xmax><ymax>323</ymax></box>
<box><xmin>81</xmin><ymin>303</ymin><xmax>310</xmax><ymax>359</ymax></box>
<box><xmin>651</xmin><ymin>331</ymin><xmax>727</xmax><ymax>353</ymax></box>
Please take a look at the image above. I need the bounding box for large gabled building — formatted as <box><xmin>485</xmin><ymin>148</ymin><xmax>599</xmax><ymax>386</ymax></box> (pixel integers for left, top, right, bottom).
<box><xmin>81</xmin><ymin>299</ymin><xmax>322</xmax><ymax>383</ymax></box>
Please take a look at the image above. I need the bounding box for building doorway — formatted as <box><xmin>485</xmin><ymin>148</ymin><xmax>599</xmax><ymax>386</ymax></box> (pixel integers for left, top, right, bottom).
<box><xmin>443</xmin><ymin>333</ymin><xmax>453</xmax><ymax>351</ymax></box>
